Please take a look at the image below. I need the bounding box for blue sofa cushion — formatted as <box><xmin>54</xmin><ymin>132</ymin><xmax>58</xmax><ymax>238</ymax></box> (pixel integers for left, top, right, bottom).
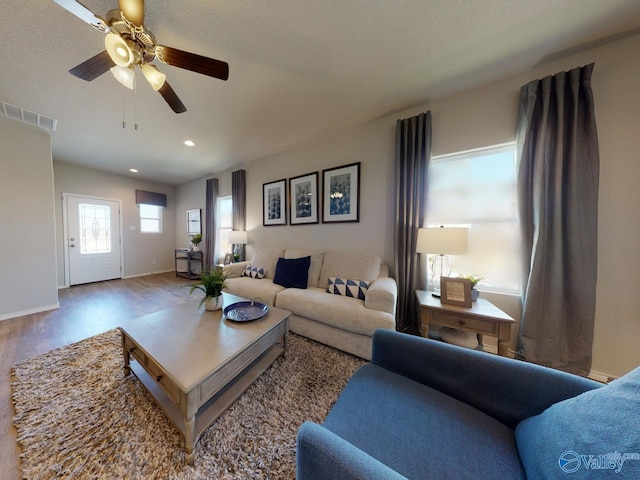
<box><xmin>515</xmin><ymin>366</ymin><xmax>640</xmax><ymax>479</ymax></box>
<box><xmin>322</xmin><ymin>363</ymin><xmax>526</xmax><ymax>480</ymax></box>
<box><xmin>273</xmin><ymin>256</ymin><xmax>310</xmax><ymax>289</ymax></box>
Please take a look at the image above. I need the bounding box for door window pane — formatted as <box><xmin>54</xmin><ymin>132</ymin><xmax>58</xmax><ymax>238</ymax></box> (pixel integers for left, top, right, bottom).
<box><xmin>79</xmin><ymin>203</ymin><xmax>111</xmax><ymax>254</ymax></box>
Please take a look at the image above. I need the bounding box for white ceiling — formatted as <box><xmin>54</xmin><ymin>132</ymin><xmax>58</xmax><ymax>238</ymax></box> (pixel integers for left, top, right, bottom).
<box><xmin>3</xmin><ymin>0</ymin><xmax>640</xmax><ymax>185</ymax></box>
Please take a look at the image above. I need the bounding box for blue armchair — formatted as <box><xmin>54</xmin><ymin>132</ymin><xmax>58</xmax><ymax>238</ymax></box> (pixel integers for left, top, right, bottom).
<box><xmin>297</xmin><ymin>329</ymin><xmax>640</xmax><ymax>479</ymax></box>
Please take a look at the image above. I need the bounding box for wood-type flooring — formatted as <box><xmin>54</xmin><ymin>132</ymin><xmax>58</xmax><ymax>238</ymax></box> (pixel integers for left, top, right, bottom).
<box><xmin>0</xmin><ymin>272</ymin><xmax>196</xmax><ymax>480</ymax></box>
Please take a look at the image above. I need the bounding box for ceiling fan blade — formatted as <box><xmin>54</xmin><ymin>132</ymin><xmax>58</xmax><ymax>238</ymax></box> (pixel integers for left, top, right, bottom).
<box><xmin>69</xmin><ymin>51</ymin><xmax>115</xmax><ymax>81</ymax></box>
<box><xmin>52</xmin><ymin>0</ymin><xmax>109</xmax><ymax>32</ymax></box>
<box><xmin>155</xmin><ymin>46</ymin><xmax>229</xmax><ymax>81</ymax></box>
<box><xmin>119</xmin><ymin>0</ymin><xmax>144</xmax><ymax>27</ymax></box>
<box><xmin>158</xmin><ymin>82</ymin><xmax>187</xmax><ymax>114</ymax></box>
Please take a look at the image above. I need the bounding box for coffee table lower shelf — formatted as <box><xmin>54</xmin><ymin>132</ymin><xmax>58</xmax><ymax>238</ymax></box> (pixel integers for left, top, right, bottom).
<box><xmin>128</xmin><ymin>344</ymin><xmax>284</xmax><ymax>463</ymax></box>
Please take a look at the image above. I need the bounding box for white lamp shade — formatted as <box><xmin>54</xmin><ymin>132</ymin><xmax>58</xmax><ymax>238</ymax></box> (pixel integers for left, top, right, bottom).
<box><xmin>416</xmin><ymin>227</ymin><xmax>468</xmax><ymax>255</ymax></box>
<box><xmin>141</xmin><ymin>63</ymin><xmax>166</xmax><ymax>91</ymax></box>
<box><xmin>228</xmin><ymin>230</ymin><xmax>248</xmax><ymax>244</ymax></box>
<box><xmin>105</xmin><ymin>33</ymin><xmax>134</xmax><ymax>67</ymax></box>
<box><xmin>110</xmin><ymin>66</ymin><xmax>135</xmax><ymax>90</ymax></box>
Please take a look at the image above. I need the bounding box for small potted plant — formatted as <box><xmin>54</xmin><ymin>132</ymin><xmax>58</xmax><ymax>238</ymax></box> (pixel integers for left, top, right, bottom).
<box><xmin>190</xmin><ymin>233</ymin><xmax>203</xmax><ymax>252</ymax></box>
<box><xmin>186</xmin><ymin>268</ymin><xmax>227</xmax><ymax>311</ymax></box>
<box><xmin>463</xmin><ymin>275</ymin><xmax>483</xmax><ymax>302</ymax></box>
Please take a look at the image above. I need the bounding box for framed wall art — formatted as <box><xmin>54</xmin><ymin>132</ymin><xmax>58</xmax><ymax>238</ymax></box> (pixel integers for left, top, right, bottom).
<box><xmin>289</xmin><ymin>172</ymin><xmax>319</xmax><ymax>225</ymax></box>
<box><xmin>186</xmin><ymin>209</ymin><xmax>201</xmax><ymax>235</ymax></box>
<box><xmin>263</xmin><ymin>179</ymin><xmax>287</xmax><ymax>226</ymax></box>
<box><xmin>440</xmin><ymin>277</ymin><xmax>472</xmax><ymax>308</ymax></box>
<box><xmin>322</xmin><ymin>162</ymin><xmax>360</xmax><ymax>223</ymax></box>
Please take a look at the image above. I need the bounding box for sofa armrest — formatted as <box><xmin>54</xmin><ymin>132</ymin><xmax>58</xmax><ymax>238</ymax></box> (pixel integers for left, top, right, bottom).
<box><xmin>371</xmin><ymin>329</ymin><xmax>602</xmax><ymax>428</ymax></box>
<box><xmin>365</xmin><ymin>277</ymin><xmax>397</xmax><ymax>315</ymax></box>
<box><xmin>222</xmin><ymin>261</ymin><xmax>249</xmax><ymax>278</ymax></box>
<box><xmin>296</xmin><ymin>422</ymin><xmax>408</xmax><ymax>480</ymax></box>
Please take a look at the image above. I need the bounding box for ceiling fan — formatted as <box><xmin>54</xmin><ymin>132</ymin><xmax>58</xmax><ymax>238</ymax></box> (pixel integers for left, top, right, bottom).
<box><xmin>52</xmin><ymin>0</ymin><xmax>229</xmax><ymax>113</ymax></box>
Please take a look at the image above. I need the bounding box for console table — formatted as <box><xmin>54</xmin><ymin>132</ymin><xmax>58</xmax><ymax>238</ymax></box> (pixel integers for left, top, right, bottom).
<box><xmin>415</xmin><ymin>290</ymin><xmax>515</xmax><ymax>357</ymax></box>
<box><xmin>175</xmin><ymin>249</ymin><xmax>202</xmax><ymax>280</ymax></box>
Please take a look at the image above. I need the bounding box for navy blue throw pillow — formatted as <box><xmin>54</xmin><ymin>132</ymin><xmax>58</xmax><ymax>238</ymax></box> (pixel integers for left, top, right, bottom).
<box><xmin>273</xmin><ymin>256</ymin><xmax>311</xmax><ymax>289</ymax></box>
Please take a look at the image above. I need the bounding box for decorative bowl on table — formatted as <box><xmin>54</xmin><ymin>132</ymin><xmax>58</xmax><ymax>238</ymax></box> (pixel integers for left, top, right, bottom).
<box><xmin>223</xmin><ymin>301</ymin><xmax>269</xmax><ymax>322</ymax></box>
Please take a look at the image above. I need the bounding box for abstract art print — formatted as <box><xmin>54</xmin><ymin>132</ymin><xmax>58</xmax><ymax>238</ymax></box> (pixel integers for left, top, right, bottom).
<box><xmin>289</xmin><ymin>172</ymin><xmax>319</xmax><ymax>225</ymax></box>
<box><xmin>322</xmin><ymin>162</ymin><xmax>360</xmax><ymax>223</ymax></box>
<box><xmin>263</xmin><ymin>179</ymin><xmax>287</xmax><ymax>226</ymax></box>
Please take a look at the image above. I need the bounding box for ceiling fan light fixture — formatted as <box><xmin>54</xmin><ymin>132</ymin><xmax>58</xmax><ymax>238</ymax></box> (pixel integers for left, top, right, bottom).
<box><xmin>109</xmin><ymin>66</ymin><xmax>135</xmax><ymax>89</ymax></box>
<box><xmin>105</xmin><ymin>33</ymin><xmax>134</xmax><ymax>67</ymax></box>
<box><xmin>141</xmin><ymin>64</ymin><xmax>166</xmax><ymax>91</ymax></box>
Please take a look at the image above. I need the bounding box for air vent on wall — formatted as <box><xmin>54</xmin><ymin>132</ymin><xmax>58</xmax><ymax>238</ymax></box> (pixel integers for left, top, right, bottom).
<box><xmin>0</xmin><ymin>101</ymin><xmax>57</xmax><ymax>133</ymax></box>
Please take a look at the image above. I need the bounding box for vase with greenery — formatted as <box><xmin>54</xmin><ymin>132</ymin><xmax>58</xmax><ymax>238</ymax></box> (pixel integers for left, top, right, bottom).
<box><xmin>190</xmin><ymin>233</ymin><xmax>203</xmax><ymax>252</ymax></box>
<box><xmin>463</xmin><ymin>275</ymin><xmax>483</xmax><ymax>301</ymax></box>
<box><xmin>186</xmin><ymin>268</ymin><xmax>227</xmax><ymax>311</ymax></box>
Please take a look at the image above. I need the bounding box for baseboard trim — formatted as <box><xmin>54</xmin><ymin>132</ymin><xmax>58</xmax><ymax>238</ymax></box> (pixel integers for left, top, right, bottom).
<box><xmin>481</xmin><ymin>344</ymin><xmax>517</xmax><ymax>358</ymax></box>
<box><xmin>0</xmin><ymin>303</ymin><xmax>60</xmax><ymax>322</ymax></box>
<box><xmin>588</xmin><ymin>370</ymin><xmax>615</xmax><ymax>383</ymax></box>
<box><xmin>123</xmin><ymin>269</ymin><xmax>174</xmax><ymax>279</ymax></box>
<box><xmin>481</xmin><ymin>343</ymin><xmax>615</xmax><ymax>383</ymax></box>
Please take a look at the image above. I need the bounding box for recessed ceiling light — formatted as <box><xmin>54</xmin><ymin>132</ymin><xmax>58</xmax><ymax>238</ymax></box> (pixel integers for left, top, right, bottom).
<box><xmin>130</xmin><ymin>168</ymin><xmax>138</xmax><ymax>173</ymax></box>
<box><xmin>184</xmin><ymin>140</ymin><xmax>195</xmax><ymax>147</ymax></box>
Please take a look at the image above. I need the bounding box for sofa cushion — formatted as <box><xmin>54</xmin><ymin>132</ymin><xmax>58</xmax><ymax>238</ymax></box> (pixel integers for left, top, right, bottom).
<box><xmin>224</xmin><ymin>277</ymin><xmax>285</xmax><ymax>306</ymax></box>
<box><xmin>319</xmin><ymin>251</ymin><xmax>381</xmax><ymax>289</ymax></box>
<box><xmin>242</xmin><ymin>265</ymin><xmax>266</xmax><ymax>279</ymax></box>
<box><xmin>327</xmin><ymin>277</ymin><xmax>370</xmax><ymax>300</ymax></box>
<box><xmin>276</xmin><ymin>286</ymin><xmax>395</xmax><ymax>336</ymax></box>
<box><xmin>250</xmin><ymin>248</ymin><xmax>285</xmax><ymax>279</ymax></box>
<box><xmin>323</xmin><ymin>364</ymin><xmax>526</xmax><ymax>480</ymax></box>
<box><xmin>285</xmin><ymin>249</ymin><xmax>324</xmax><ymax>288</ymax></box>
<box><xmin>515</xmin><ymin>366</ymin><xmax>640</xmax><ymax>479</ymax></box>
<box><xmin>273</xmin><ymin>256</ymin><xmax>311</xmax><ymax>289</ymax></box>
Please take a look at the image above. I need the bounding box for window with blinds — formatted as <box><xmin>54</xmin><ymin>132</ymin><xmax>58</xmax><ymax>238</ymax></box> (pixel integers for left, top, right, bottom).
<box><xmin>426</xmin><ymin>143</ymin><xmax>521</xmax><ymax>293</ymax></box>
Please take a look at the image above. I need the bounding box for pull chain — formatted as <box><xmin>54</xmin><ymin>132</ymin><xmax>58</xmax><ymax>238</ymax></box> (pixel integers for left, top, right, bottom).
<box><xmin>121</xmin><ymin>70</ymin><xmax>126</xmax><ymax>128</ymax></box>
<box><xmin>134</xmin><ymin>74</ymin><xmax>138</xmax><ymax>130</ymax></box>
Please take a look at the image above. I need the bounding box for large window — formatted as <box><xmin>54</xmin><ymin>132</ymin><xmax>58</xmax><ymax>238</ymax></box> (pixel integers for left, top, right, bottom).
<box><xmin>426</xmin><ymin>143</ymin><xmax>520</xmax><ymax>293</ymax></box>
<box><xmin>217</xmin><ymin>196</ymin><xmax>233</xmax><ymax>261</ymax></box>
<box><xmin>139</xmin><ymin>204</ymin><xmax>162</xmax><ymax>233</ymax></box>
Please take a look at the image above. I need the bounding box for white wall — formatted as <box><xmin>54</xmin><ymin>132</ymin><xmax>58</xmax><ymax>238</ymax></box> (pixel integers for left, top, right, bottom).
<box><xmin>53</xmin><ymin>161</ymin><xmax>177</xmax><ymax>286</ymax></box>
<box><xmin>0</xmin><ymin>118</ymin><xmax>58</xmax><ymax>319</ymax></box>
<box><xmin>181</xmin><ymin>33</ymin><xmax>640</xmax><ymax>378</ymax></box>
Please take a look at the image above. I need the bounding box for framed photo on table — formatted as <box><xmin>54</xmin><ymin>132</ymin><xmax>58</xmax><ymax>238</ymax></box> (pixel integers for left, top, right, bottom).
<box><xmin>289</xmin><ymin>172</ymin><xmax>319</xmax><ymax>225</ymax></box>
<box><xmin>440</xmin><ymin>277</ymin><xmax>472</xmax><ymax>307</ymax></box>
<box><xmin>263</xmin><ymin>179</ymin><xmax>287</xmax><ymax>226</ymax></box>
<box><xmin>322</xmin><ymin>162</ymin><xmax>360</xmax><ymax>223</ymax></box>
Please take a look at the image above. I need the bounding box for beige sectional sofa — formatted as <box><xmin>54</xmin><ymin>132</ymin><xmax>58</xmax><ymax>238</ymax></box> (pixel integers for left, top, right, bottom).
<box><xmin>222</xmin><ymin>247</ymin><xmax>397</xmax><ymax>360</ymax></box>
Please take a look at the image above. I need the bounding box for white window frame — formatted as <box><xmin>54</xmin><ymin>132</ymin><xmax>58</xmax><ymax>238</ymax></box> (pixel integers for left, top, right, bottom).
<box><xmin>139</xmin><ymin>204</ymin><xmax>163</xmax><ymax>234</ymax></box>
<box><xmin>217</xmin><ymin>196</ymin><xmax>233</xmax><ymax>262</ymax></box>
<box><xmin>427</xmin><ymin>142</ymin><xmax>520</xmax><ymax>294</ymax></box>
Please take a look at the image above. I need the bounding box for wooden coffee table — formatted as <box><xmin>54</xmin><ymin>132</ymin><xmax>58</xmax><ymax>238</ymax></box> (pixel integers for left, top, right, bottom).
<box><xmin>118</xmin><ymin>293</ymin><xmax>290</xmax><ymax>464</ymax></box>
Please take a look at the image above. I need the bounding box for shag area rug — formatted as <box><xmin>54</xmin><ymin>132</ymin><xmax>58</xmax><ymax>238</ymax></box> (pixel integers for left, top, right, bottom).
<box><xmin>11</xmin><ymin>329</ymin><xmax>365</xmax><ymax>479</ymax></box>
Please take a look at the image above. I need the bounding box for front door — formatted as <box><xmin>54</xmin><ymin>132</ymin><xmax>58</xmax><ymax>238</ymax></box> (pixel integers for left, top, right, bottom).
<box><xmin>64</xmin><ymin>194</ymin><xmax>123</xmax><ymax>285</ymax></box>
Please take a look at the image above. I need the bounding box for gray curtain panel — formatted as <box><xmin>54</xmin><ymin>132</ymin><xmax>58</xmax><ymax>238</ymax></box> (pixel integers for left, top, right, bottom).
<box><xmin>232</xmin><ymin>169</ymin><xmax>247</xmax><ymax>261</ymax></box>
<box><xmin>516</xmin><ymin>63</ymin><xmax>599</xmax><ymax>377</ymax></box>
<box><xmin>394</xmin><ymin>111</ymin><xmax>432</xmax><ymax>333</ymax></box>
<box><xmin>205</xmin><ymin>177</ymin><xmax>219</xmax><ymax>268</ymax></box>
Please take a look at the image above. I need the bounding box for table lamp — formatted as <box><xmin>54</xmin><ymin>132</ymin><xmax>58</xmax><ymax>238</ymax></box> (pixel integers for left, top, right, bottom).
<box><xmin>228</xmin><ymin>230</ymin><xmax>248</xmax><ymax>262</ymax></box>
<box><xmin>416</xmin><ymin>226</ymin><xmax>468</xmax><ymax>296</ymax></box>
